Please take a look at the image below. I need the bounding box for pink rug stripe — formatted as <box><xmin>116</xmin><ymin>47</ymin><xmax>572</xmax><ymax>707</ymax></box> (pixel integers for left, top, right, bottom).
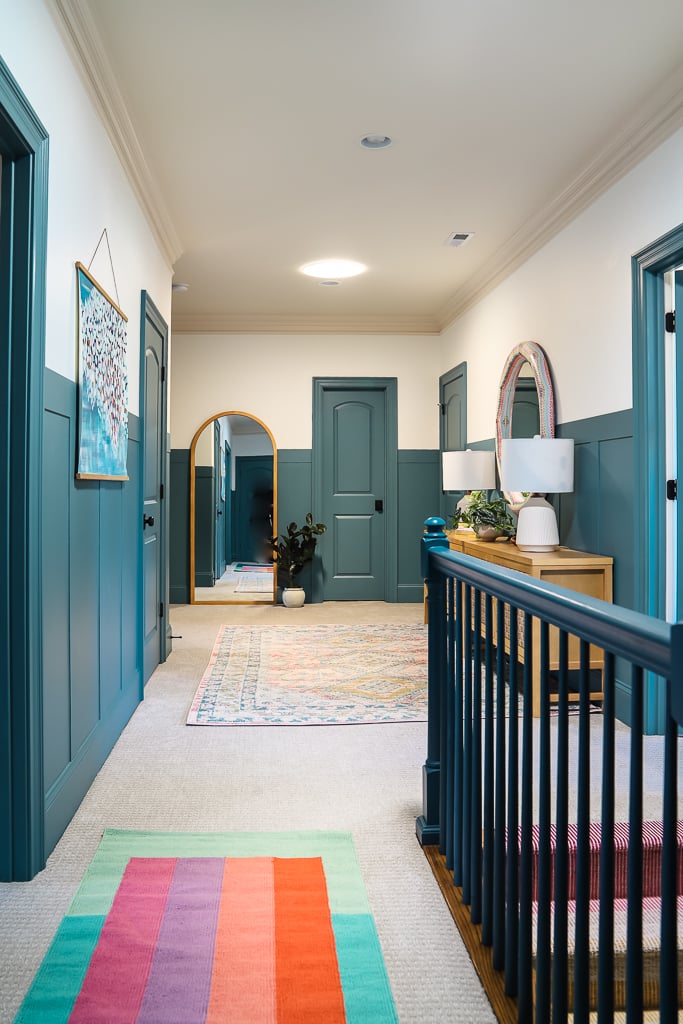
<box><xmin>206</xmin><ymin>857</ymin><xmax>277</xmax><ymax>1024</ymax></box>
<box><xmin>69</xmin><ymin>857</ymin><xmax>176</xmax><ymax>1024</ymax></box>
<box><xmin>137</xmin><ymin>857</ymin><xmax>224</xmax><ymax>1024</ymax></box>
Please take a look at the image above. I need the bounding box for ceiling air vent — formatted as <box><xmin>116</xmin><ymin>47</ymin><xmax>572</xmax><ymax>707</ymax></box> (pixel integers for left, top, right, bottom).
<box><xmin>444</xmin><ymin>231</ymin><xmax>474</xmax><ymax>247</ymax></box>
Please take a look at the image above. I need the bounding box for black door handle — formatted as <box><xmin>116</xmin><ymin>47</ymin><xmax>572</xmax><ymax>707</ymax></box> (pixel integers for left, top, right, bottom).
<box><xmin>143</xmin><ymin>514</ymin><xmax>155</xmax><ymax>528</ymax></box>
<box><xmin>375</xmin><ymin>499</ymin><xmax>384</xmax><ymax>513</ymax></box>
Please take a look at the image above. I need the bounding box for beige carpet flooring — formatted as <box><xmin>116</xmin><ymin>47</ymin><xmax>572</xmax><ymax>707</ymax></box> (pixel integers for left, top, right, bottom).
<box><xmin>0</xmin><ymin>601</ymin><xmax>497</xmax><ymax>1024</ymax></box>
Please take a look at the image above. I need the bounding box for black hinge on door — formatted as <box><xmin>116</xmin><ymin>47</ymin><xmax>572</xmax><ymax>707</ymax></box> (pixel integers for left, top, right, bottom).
<box><xmin>159</xmin><ymin>601</ymin><xmax>164</xmax><ymax>617</ymax></box>
<box><xmin>161</xmin><ymin>365</ymin><xmax>166</xmax><ymax>382</ymax></box>
<box><xmin>159</xmin><ymin>483</ymin><xmax>164</xmax><ymax>500</ymax></box>
<box><xmin>665</xmin><ymin>311</ymin><xmax>676</xmax><ymax>333</ymax></box>
<box><xmin>667</xmin><ymin>479</ymin><xmax>677</xmax><ymax>500</ymax></box>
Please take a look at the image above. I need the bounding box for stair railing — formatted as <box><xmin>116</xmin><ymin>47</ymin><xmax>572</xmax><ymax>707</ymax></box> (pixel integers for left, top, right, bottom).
<box><xmin>418</xmin><ymin>517</ymin><xmax>682</xmax><ymax>1023</ymax></box>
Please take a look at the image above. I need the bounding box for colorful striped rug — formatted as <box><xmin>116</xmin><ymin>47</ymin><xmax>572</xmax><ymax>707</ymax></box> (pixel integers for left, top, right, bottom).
<box><xmin>14</xmin><ymin>830</ymin><xmax>397</xmax><ymax>1024</ymax></box>
<box><xmin>187</xmin><ymin>624</ymin><xmax>427</xmax><ymax>726</ymax></box>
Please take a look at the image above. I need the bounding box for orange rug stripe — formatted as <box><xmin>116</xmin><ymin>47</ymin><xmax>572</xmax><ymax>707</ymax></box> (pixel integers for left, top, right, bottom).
<box><xmin>206</xmin><ymin>857</ymin><xmax>277</xmax><ymax>1024</ymax></box>
<box><xmin>274</xmin><ymin>857</ymin><xmax>346</xmax><ymax>1023</ymax></box>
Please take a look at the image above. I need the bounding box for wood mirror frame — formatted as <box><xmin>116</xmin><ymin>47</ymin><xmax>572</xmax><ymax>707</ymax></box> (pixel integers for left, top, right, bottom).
<box><xmin>189</xmin><ymin>410</ymin><xmax>277</xmax><ymax>605</ymax></box>
<box><xmin>495</xmin><ymin>341</ymin><xmax>556</xmax><ymax>510</ymax></box>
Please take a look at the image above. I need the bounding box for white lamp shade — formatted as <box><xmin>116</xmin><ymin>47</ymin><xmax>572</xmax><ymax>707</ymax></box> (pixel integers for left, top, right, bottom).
<box><xmin>442</xmin><ymin>449</ymin><xmax>496</xmax><ymax>491</ymax></box>
<box><xmin>500</xmin><ymin>437</ymin><xmax>574</xmax><ymax>494</ymax></box>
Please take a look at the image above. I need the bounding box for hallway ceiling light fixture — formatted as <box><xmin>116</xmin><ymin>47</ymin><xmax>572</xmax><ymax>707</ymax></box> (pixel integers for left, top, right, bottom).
<box><xmin>300</xmin><ymin>259</ymin><xmax>367</xmax><ymax>279</ymax></box>
<box><xmin>172</xmin><ymin>282</ymin><xmax>189</xmax><ymax>292</ymax></box>
<box><xmin>360</xmin><ymin>133</ymin><xmax>392</xmax><ymax>149</ymax></box>
<box><xmin>319</xmin><ymin>280</ymin><xmax>340</xmax><ymax>286</ymax></box>
<box><xmin>444</xmin><ymin>232</ymin><xmax>474</xmax><ymax>247</ymax></box>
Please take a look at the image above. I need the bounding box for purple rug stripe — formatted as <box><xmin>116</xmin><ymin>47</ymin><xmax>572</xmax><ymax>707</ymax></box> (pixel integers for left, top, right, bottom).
<box><xmin>137</xmin><ymin>857</ymin><xmax>224</xmax><ymax>1024</ymax></box>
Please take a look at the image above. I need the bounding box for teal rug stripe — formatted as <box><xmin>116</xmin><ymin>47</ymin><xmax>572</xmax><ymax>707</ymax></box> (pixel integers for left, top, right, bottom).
<box><xmin>333</xmin><ymin>914</ymin><xmax>398</xmax><ymax>1023</ymax></box>
<box><xmin>14</xmin><ymin>915</ymin><xmax>104</xmax><ymax>1024</ymax></box>
<box><xmin>69</xmin><ymin>829</ymin><xmax>369</xmax><ymax>916</ymax></box>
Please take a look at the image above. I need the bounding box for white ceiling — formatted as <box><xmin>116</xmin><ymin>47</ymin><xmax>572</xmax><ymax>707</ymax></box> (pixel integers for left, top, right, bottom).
<box><xmin>52</xmin><ymin>0</ymin><xmax>683</xmax><ymax>333</ymax></box>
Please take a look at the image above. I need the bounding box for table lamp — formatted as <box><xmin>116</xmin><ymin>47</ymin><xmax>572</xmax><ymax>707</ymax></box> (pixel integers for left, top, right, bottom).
<box><xmin>500</xmin><ymin>437</ymin><xmax>573</xmax><ymax>551</ymax></box>
<box><xmin>442</xmin><ymin>449</ymin><xmax>496</xmax><ymax>523</ymax></box>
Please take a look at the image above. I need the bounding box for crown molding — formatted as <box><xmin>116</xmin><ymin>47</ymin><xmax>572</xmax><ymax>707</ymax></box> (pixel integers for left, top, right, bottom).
<box><xmin>48</xmin><ymin>0</ymin><xmax>183</xmax><ymax>268</ymax></box>
<box><xmin>171</xmin><ymin>312</ymin><xmax>440</xmax><ymax>335</ymax></box>
<box><xmin>437</xmin><ymin>64</ymin><xmax>683</xmax><ymax>332</ymax></box>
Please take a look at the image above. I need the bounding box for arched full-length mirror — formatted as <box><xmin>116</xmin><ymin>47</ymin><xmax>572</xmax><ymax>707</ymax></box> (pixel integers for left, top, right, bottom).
<box><xmin>495</xmin><ymin>341</ymin><xmax>555</xmax><ymax>509</ymax></box>
<box><xmin>190</xmin><ymin>411</ymin><xmax>277</xmax><ymax>604</ymax></box>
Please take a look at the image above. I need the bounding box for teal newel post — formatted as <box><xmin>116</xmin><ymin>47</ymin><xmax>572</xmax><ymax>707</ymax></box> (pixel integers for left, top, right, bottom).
<box><xmin>416</xmin><ymin>516</ymin><xmax>449</xmax><ymax>846</ymax></box>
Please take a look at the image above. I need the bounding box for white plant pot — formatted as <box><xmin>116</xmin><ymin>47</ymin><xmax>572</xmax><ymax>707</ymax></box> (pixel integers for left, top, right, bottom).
<box><xmin>282</xmin><ymin>587</ymin><xmax>306</xmax><ymax>608</ymax></box>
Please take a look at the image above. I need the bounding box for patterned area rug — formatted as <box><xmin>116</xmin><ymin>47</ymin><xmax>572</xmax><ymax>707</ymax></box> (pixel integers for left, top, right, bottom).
<box><xmin>13</xmin><ymin>829</ymin><xmax>397</xmax><ymax>1023</ymax></box>
<box><xmin>187</xmin><ymin>624</ymin><xmax>428</xmax><ymax>726</ymax></box>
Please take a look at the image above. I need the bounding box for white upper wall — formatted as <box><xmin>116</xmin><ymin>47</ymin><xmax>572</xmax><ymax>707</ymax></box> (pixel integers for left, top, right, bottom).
<box><xmin>441</xmin><ymin>125</ymin><xmax>683</xmax><ymax>443</ymax></box>
<box><xmin>1</xmin><ymin>0</ymin><xmax>172</xmax><ymax>415</ymax></box>
<box><xmin>170</xmin><ymin>332</ymin><xmax>442</xmax><ymax>449</ymax></box>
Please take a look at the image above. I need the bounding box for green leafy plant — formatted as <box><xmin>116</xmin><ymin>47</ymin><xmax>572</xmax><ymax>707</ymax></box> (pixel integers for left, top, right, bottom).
<box><xmin>451</xmin><ymin>490</ymin><xmax>516</xmax><ymax>537</ymax></box>
<box><xmin>272</xmin><ymin>513</ymin><xmax>327</xmax><ymax>588</ymax></box>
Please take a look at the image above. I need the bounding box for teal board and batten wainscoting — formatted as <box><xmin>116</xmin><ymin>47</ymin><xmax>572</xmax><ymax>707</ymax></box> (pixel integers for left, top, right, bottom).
<box><xmin>42</xmin><ymin>368</ymin><xmax>142</xmax><ymax>857</ymax></box>
<box><xmin>169</xmin><ymin>448</ymin><xmax>441</xmax><ymax>603</ymax></box>
<box><xmin>556</xmin><ymin>410</ymin><xmax>638</xmax><ymax>729</ymax></box>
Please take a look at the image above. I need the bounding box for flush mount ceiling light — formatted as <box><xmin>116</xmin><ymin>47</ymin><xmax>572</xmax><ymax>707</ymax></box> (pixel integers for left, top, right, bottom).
<box><xmin>360</xmin><ymin>133</ymin><xmax>392</xmax><ymax>149</ymax></box>
<box><xmin>172</xmin><ymin>282</ymin><xmax>189</xmax><ymax>292</ymax></box>
<box><xmin>301</xmin><ymin>259</ymin><xmax>367</xmax><ymax>279</ymax></box>
<box><xmin>319</xmin><ymin>280</ymin><xmax>340</xmax><ymax>286</ymax></box>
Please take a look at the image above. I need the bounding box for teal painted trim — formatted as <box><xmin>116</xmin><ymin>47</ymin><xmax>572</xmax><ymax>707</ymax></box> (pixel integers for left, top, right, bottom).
<box><xmin>140</xmin><ymin>292</ymin><xmax>170</xmax><ymax>670</ymax></box>
<box><xmin>556</xmin><ymin>408</ymin><xmax>633</xmax><ymax>444</ymax></box>
<box><xmin>312</xmin><ymin>378</ymin><xmax>398</xmax><ymax>603</ymax></box>
<box><xmin>44</xmin><ymin>676</ymin><xmax>139</xmax><ymax>855</ymax></box>
<box><xmin>0</xmin><ymin>56</ymin><xmax>49</xmax><ymax>880</ymax></box>
<box><xmin>170</xmin><ymin>449</ymin><xmax>190</xmax><ymax>604</ymax></box>
<box><xmin>41</xmin><ymin>369</ymin><xmax>143</xmax><ymax>859</ymax></box>
<box><xmin>398</xmin><ymin>450</ymin><xmax>440</xmax><ymax>600</ymax></box>
<box><xmin>632</xmin><ymin>222</ymin><xmax>683</xmax><ymax>734</ymax></box>
<box><xmin>275</xmin><ymin>450</ymin><xmax>314</xmax><ymax>599</ymax></box>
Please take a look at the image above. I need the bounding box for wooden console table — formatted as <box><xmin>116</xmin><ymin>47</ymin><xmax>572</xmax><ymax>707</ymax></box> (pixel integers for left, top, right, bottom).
<box><xmin>427</xmin><ymin>531</ymin><xmax>613</xmax><ymax>716</ymax></box>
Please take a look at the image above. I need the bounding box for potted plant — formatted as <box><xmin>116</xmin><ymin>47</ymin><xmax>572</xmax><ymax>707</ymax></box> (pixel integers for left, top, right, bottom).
<box><xmin>451</xmin><ymin>490</ymin><xmax>516</xmax><ymax>541</ymax></box>
<box><xmin>272</xmin><ymin>513</ymin><xmax>327</xmax><ymax>606</ymax></box>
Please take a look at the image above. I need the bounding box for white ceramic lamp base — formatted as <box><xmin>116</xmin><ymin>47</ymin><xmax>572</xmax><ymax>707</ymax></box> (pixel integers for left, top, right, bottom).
<box><xmin>515</xmin><ymin>497</ymin><xmax>559</xmax><ymax>552</ymax></box>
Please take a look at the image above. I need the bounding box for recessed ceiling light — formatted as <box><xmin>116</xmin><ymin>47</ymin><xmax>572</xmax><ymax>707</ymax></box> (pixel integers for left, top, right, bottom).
<box><xmin>301</xmin><ymin>259</ymin><xmax>367</xmax><ymax>279</ymax></box>
<box><xmin>360</xmin><ymin>133</ymin><xmax>392</xmax><ymax>149</ymax></box>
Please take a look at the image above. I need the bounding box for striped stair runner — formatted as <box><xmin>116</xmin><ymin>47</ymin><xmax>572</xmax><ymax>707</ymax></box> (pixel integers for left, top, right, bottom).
<box><xmin>524</xmin><ymin>819</ymin><xmax>683</xmax><ymax>901</ymax></box>
<box><xmin>525</xmin><ymin>821</ymin><xmax>683</xmax><ymax>1012</ymax></box>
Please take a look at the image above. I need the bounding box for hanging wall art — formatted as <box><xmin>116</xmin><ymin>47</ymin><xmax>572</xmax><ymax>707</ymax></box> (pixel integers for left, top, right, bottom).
<box><xmin>75</xmin><ymin>261</ymin><xmax>129</xmax><ymax>480</ymax></box>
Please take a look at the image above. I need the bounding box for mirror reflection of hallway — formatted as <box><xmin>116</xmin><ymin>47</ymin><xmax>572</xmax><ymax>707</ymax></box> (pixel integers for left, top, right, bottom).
<box><xmin>190</xmin><ymin>412</ymin><xmax>277</xmax><ymax>604</ymax></box>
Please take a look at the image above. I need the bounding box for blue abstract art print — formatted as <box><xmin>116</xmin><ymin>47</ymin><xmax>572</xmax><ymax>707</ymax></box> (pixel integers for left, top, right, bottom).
<box><xmin>76</xmin><ymin>262</ymin><xmax>129</xmax><ymax>480</ymax></box>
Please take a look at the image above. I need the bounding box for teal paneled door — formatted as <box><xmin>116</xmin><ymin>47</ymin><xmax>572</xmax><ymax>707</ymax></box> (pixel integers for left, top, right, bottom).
<box><xmin>320</xmin><ymin>388</ymin><xmax>387</xmax><ymax>600</ymax></box>
<box><xmin>213</xmin><ymin>422</ymin><xmax>225</xmax><ymax>580</ymax></box>
<box><xmin>234</xmin><ymin>456</ymin><xmax>273</xmax><ymax>563</ymax></box>
<box><xmin>141</xmin><ymin>298</ymin><xmax>166</xmax><ymax>683</ymax></box>
<box><xmin>439</xmin><ymin>363</ymin><xmax>467</xmax><ymax>521</ymax></box>
<box><xmin>676</xmin><ymin>269</ymin><xmax>683</xmax><ymax>620</ymax></box>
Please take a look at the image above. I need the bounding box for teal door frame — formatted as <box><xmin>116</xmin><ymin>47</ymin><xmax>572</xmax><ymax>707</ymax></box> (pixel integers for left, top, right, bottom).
<box><xmin>312</xmin><ymin>377</ymin><xmax>398</xmax><ymax>603</ymax></box>
<box><xmin>632</xmin><ymin>221</ymin><xmax>683</xmax><ymax>733</ymax></box>
<box><xmin>439</xmin><ymin>362</ymin><xmax>467</xmax><ymax>522</ymax></box>
<box><xmin>0</xmin><ymin>57</ymin><xmax>49</xmax><ymax>880</ymax></box>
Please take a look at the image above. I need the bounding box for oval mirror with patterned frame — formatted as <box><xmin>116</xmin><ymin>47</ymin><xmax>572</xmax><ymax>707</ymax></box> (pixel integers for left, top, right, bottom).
<box><xmin>495</xmin><ymin>341</ymin><xmax>556</xmax><ymax>510</ymax></box>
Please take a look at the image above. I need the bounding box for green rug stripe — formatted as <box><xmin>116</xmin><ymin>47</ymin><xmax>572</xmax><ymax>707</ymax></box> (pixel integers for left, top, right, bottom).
<box><xmin>14</xmin><ymin>915</ymin><xmax>104</xmax><ymax>1024</ymax></box>
<box><xmin>333</xmin><ymin>914</ymin><xmax>399</xmax><ymax>1024</ymax></box>
<box><xmin>69</xmin><ymin>829</ymin><xmax>370</xmax><ymax>916</ymax></box>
